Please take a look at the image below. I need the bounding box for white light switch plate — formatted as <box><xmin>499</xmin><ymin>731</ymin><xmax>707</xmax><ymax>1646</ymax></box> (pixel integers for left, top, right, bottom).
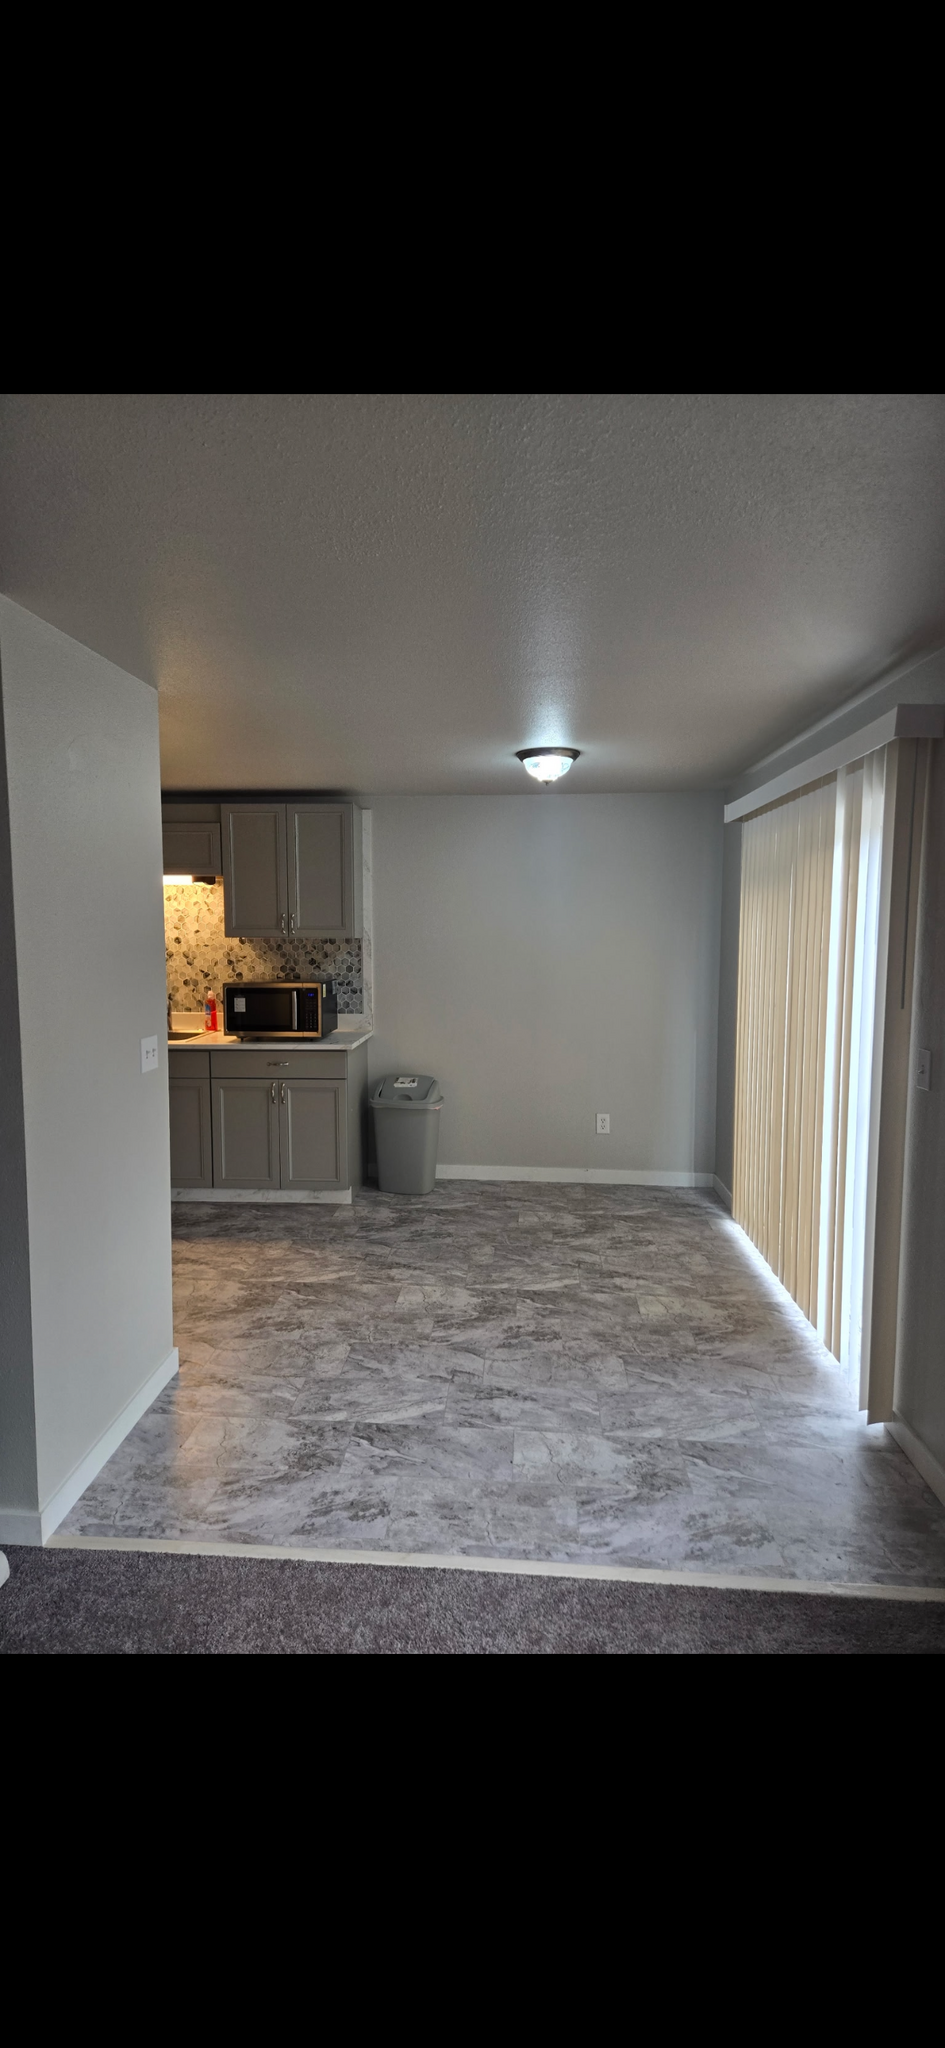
<box><xmin>141</xmin><ymin>1035</ymin><xmax>159</xmax><ymax>1073</ymax></box>
<box><xmin>916</xmin><ymin>1048</ymin><xmax>932</xmax><ymax>1091</ymax></box>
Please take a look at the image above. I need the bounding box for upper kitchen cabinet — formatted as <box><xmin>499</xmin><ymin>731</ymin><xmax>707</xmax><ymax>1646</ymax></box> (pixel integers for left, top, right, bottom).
<box><xmin>289</xmin><ymin>804</ymin><xmax>361</xmax><ymax>938</ymax></box>
<box><xmin>221</xmin><ymin>801</ymin><xmax>361</xmax><ymax>939</ymax></box>
<box><xmin>221</xmin><ymin>804</ymin><xmax>289</xmax><ymax>936</ymax></box>
<box><xmin>162</xmin><ymin>819</ymin><xmax>222</xmax><ymax>876</ymax></box>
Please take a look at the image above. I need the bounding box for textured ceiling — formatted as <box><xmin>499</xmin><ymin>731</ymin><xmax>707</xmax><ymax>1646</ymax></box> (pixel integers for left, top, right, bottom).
<box><xmin>2</xmin><ymin>392</ymin><xmax>945</xmax><ymax>794</ymax></box>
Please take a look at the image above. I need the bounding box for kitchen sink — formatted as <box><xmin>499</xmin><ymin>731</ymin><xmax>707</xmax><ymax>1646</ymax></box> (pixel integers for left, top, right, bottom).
<box><xmin>168</xmin><ymin>1030</ymin><xmax>203</xmax><ymax>1040</ymax></box>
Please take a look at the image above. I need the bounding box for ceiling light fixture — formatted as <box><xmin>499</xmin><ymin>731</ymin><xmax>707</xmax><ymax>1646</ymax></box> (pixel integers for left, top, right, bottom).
<box><xmin>515</xmin><ymin>747</ymin><xmax>581</xmax><ymax>785</ymax></box>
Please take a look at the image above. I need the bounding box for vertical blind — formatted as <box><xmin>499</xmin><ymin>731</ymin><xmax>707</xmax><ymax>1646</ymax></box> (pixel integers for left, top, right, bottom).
<box><xmin>733</xmin><ymin>778</ymin><xmax>836</xmax><ymax>1324</ymax></box>
<box><xmin>733</xmin><ymin>756</ymin><xmax>886</xmax><ymax>1393</ymax></box>
<box><xmin>817</xmin><ymin>752</ymin><xmax>886</xmax><ymax>1390</ymax></box>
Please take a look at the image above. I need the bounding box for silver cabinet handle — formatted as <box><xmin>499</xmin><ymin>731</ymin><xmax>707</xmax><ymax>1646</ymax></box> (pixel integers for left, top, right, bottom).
<box><xmin>271</xmin><ymin>1082</ymin><xmax>276</xmax><ymax>1102</ymax></box>
<box><xmin>289</xmin><ymin>911</ymin><xmax>296</xmax><ymax>935</ymax></box>
<box><xmin>281</xmin><ymin>910</ymin><xmax>287</xmax><ymax>934</ymax></box>
<box><xmin>281</xmin><ymin>1081</ymin><xmax>286</xmax><ymax>1105</ymax></box>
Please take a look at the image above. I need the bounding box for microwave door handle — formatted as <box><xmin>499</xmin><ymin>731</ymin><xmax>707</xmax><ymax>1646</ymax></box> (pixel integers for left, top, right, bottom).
<box><xmin>292</xmin><ymin>991</ymin><xmax>298</xmax><ymax>1031</ymax></box>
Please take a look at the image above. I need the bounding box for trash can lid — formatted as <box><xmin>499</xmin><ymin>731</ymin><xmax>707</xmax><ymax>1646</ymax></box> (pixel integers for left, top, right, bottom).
<box><xmin>372</xmin><ymin>1073</ymin><xmax>443</xmax><ymax>1108</ymax></box>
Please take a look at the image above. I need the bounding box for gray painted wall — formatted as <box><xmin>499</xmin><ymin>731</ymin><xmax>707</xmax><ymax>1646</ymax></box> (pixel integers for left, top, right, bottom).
<box><xmin>0</xmin><ymin>598</ymin><xmax>174</xmax><ymax>1514</ymax></box>
<box><xmin>895</xmin><ymin>739</ymin><xmax>945</xmax><ymax>1469</ymax></box>
<box><xmin>714</xmin><ymin>820</ymin><xmax>742</xmax><ymax>1201</ymax></box>
<box><xmin>0</xmin><ymin>650</ymin><xmax>37</xmax><ymax>1510</ymax></box>
<box><xmin>368</xmin><ymin>794</ymin><xmax>723</xmax><ymax>1174</ymax></box>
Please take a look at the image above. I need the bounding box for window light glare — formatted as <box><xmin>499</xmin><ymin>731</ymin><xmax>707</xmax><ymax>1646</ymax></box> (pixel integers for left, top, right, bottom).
<box><xmin>515</xmin><ymin>747</ymin><xmax>581</xmax><ymax>784</ymax></box>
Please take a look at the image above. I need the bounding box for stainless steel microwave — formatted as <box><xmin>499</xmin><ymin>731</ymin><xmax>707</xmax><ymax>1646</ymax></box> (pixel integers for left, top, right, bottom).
<box><xmin>223</xmin><ymin>981</ymin><xmax>338</xmax><ymax>1039</ymax></box>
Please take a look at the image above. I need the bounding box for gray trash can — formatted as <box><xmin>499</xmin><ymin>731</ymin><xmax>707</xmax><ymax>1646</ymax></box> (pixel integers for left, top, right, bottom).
<box><xmin>371</xmin><ymin>1073</ymin><xmax>443</xmax><ymax>1194</ymax></box>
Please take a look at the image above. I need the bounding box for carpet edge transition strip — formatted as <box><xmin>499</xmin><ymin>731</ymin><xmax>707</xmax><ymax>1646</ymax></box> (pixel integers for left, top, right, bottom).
<box><xmin>44</xmin><ymin>1533</ymin><xmax>945</xmax><ymax>1601</ymax></box>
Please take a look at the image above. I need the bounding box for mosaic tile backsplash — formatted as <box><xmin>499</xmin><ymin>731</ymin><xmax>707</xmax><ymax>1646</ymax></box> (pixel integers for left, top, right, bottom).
<box><xmin>164</xmin><ymin>882</ymin><xmax>364</xmax><ymax>1014</ymax></box>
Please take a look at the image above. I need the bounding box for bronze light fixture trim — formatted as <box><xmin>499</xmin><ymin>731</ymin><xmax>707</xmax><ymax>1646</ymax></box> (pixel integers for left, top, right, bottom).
<box><xmin>515</xmin><ymin>747</ymin><xmax>581</xmax><ymax>785</ymax></box>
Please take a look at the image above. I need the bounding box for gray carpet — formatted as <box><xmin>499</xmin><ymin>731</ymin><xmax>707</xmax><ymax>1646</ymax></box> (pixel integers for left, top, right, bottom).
<box><xmin>1</xmin><ymin>1547</ymin><xmax>944</xmax><ymax>1653</ymax></box>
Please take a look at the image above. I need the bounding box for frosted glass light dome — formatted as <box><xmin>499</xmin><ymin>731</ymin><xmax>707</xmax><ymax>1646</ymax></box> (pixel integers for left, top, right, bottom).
<box><xmin>515</xmin><ymin>748</ymin><xmax>581</xmax><ymax>784</ymax></box>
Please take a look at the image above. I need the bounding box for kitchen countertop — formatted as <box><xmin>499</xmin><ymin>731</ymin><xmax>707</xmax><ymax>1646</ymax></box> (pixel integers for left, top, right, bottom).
<box><xmin>168</xmin><ymin>1026</ymin><xmax>373</xmax><ymax>1052</ymax></box>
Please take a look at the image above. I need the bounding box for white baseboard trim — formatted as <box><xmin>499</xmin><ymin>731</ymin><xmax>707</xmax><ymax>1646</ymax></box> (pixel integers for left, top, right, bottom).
<box><xmin>888</xmin><ymin>1412</ymin><xmax>945</xmax><ymax>1512</ymax></box>
<box><xmin>172</xmin><ymin>1186</ymin><xmax>352</xmax><ymax>1205</ymax></box>
<box><xmin>0</xmin><ymin>1347</ymin><xmax>179</xmax><ymax>1548</ymax></box>
<box><xmin>713</xmin><ymin>1176</ymin><xmax>733</xmax><ymax>1210</ymax></box>
<box><xmin>44</xmin><ymin>1531</ymin><xmax>945</xmax><ymax>1600</ymax></box>
<box><xmin>435</xmin><ymin>1165</ymin><xmax>715</xmax><ymax>1188</ymax></box>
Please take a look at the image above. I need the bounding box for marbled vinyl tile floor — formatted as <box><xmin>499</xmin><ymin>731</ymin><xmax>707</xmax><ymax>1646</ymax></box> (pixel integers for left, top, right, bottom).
<box><xmin>61</xmin><ymin>1185</ymin><xmax>945</xmax><ymax>1585</ymax></box>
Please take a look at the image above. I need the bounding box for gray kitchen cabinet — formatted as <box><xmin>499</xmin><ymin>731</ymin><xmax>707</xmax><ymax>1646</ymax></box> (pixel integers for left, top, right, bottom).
<box><xmin>221</xmin><ymin>804</ymin><xmax>289</xmax><ymax>937</ymax></box>
<box><xmin>221</xmin><ymin>801</ymin><xmax>360</xmax><ymax>939</ymax></box>
<box><xmin>168</xmin><ymin>1043</ymin><xmax>366</xmax><ymax>1196</ymax></box>
<box><xmin>169</xmin><ymin>1075</ymin><xmax>212</xmax><ymax>1186</ymax></box>
<box><xmin>211</xmin><ymin>1077</ymin><xmax>281</xmax><ymax>1188</ymax></box>
<box><xmin>162</xmin><ymin>819</ymin><xmax>222</xmax><ymax>877</ymax></box>
<box><xmin>279</xmin><ymin>1077</ymin><xmax>345</xmax><ymax>1189</ymax></box>
<box><xmin>289</xmin><ymin>804</ymin><xmax>359</xmax><ymax>938</ymax></box>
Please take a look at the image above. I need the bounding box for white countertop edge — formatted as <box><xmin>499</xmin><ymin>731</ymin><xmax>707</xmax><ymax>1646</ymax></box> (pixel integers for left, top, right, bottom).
<box><xmin>168</xmin><ymin>1028</ymin><xmax>373</xmax><ymax>1053</ymax></box>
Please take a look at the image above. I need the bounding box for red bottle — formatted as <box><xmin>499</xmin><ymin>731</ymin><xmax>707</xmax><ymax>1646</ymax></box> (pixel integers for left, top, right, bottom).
<box><xmin>204</xmin><ymin>989</ymin><xmax>219</xmax><ymax>1033</ymax></box>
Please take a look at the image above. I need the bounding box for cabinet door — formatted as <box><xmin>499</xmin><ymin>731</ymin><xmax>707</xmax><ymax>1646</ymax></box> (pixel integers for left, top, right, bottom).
<box><xmin>279</xmin><ymin>1078</ymin><xmax>346</xmax><ymax>1189</ymax></box>
<box><xmin>212</xmin><ymin>1078</ymin><xmax>280</xmax><ymax>1187</ymax></box>
<box><xmin>169</xmin><ymin>1078</ymin><xmax>212</xmax><ymax>1187</ymax></box>
<box><xmin>162</xmin><ymin>820</ymin><xmax>222</xmax><ymax>876</ymax></box>
<box><xmin>289</xmin><ymin>804</ymin><xmax>353</xmax><ymax>937</ymax></box>
<box><xmin>221</xmin><ymin>804</ymin><xmax>288</xmax><ymax>936</ymax></box>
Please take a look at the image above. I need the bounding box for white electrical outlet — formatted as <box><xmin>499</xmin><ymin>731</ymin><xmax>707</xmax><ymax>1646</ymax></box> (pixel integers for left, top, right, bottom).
<box><xmin>916</xmin><ymin>1048</ymin><xmax>932</xmax><ymax>1092</ymax></box>
<box><xmin>596</xmin><ymin>1112</ymin><xmax>610</xmax><ymax>1135</ymax></box>
<box><xmin>141</xmin><ymin>1035</ymin><xmax>159</xmax><ymax>1073</ymax></box>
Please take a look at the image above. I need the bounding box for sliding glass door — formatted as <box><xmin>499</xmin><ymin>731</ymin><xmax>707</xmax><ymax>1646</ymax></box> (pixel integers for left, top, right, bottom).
<box><xmin>733</xmin><ymin>754</ymin><xmax>891</xmax><ymax>1403</ymax></box>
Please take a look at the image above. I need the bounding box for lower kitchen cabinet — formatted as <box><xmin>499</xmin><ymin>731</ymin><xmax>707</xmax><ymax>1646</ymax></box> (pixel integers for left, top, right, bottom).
<box><xmin>168</xmin><ymin>1075</ymin><xmax>212</xmax><ymax>1187</ymax></box>
<box><xmin>211</xmin><ymin>1075</ymin><xmax>345</xmax><ymax>1190</ymax></box>
<box><xmin>280</xmin><ymin>1078</ymin><xmax>345</xmax><ymax>1189</ymax></box>
<box><xmin>212</xmin><ymin>1077</ymin><xmax>281</xmax><ymax>1188</ymax></box>
<box><xmin>168</xmin><ymin>1043</ymin><xmax>366</xmax><ymax>1194</ymax></box>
